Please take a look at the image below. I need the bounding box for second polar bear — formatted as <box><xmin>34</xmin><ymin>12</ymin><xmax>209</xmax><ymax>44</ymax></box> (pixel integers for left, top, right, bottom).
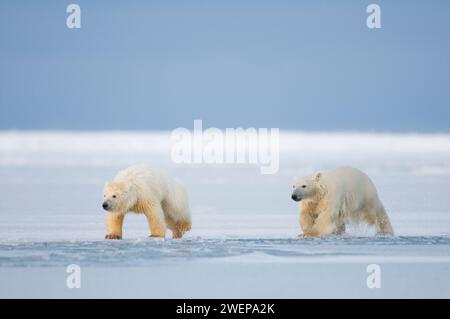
<box><xmin>291</xmin><ymin>166</ymin><xmax>393</xmax><ymax>237</ymax></box>
<box><xmin>102</xmin><ymin>165</ymin><xmax>192</xmax><ymax>239</ymax></box>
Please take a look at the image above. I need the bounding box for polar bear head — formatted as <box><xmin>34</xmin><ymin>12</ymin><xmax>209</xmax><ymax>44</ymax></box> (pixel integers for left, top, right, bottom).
<box><xmin>102</xmin><ymin>182</ymin><xmax>136</xmax><ymax>213</ymax></box>
<box><xmin>291</xmin><ymin>172</ymin><xmax>323</xmax><ymax>202</ymax></box>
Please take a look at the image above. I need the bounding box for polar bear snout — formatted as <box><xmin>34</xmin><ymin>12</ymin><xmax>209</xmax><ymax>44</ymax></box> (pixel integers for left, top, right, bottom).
<box><xmin>291</xmin><ymin>191</ymin><xmax>302</xmax><ymax>202</ymax></box>
<box><xmin>102</xmin><ymin>201</ymin><xmax>110</xmax><ymax>211</ymax></box>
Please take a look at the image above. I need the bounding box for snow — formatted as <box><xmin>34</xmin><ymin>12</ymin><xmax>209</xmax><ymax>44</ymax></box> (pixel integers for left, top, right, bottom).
<box><xmin>0</xmin><ymin>131</ymin><xmax>449</xmax><ymax>298</ymax></box>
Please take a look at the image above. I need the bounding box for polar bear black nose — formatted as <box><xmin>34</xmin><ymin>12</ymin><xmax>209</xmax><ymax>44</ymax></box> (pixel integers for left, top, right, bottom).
<box><xmin>291</xmin><ymin>194</ymin><xmax>297</xmax><ymax>200</ymax></box>
<box><xmin>102</xmin><ymin>202</ymin><xmax>108</xmax><ymax>210</ymax></box>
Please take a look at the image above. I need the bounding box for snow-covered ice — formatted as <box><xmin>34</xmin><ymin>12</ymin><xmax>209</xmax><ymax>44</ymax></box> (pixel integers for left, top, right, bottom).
<box><xmin>0</xmin><ymin>131</ymin><xmax>449</xmax><ymax>298</ymax></box>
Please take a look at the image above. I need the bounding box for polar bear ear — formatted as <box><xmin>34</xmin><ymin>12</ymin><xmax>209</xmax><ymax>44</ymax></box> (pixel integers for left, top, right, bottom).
<box><xmin>314</xmin><ymin>172</ymin><xmax>322</xmax><ymax>181</ymax></box>
<box><xmin>122</xmin><ymin>183</ymin><xmax>131</xmax><ymax>192</ymax></box>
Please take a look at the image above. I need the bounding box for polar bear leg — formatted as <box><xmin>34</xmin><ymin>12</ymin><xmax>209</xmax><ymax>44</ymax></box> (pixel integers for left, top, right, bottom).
<box><xmin>333</xmin><ymin>223</ymin><xmax>346</xmax><ymax>235</ymax></box>
<box><xmin>165</xmin><ymin>217</ymin><xmax>182</xmax><ymax>239</ymax></box>
<box><xmin>161</xmin><ymin>199</ymin><xmax>191</xmax><ymax>239</ymax></box>
<box><xmin>176</xmin><ymin>220</ymin><xmax>192</xmax><ymax>238</ymax></box>
<box><xmin>144</xmin><ymin>203</ymin><xmax>166</xmax><ymax>238</ymax></box>
<box><xmin>105</xmin><ymin>213</ymin><xmax>124</xmax><ymax>239</ymax></box>
<box><xmin>165</xmin><ymin>217</ymin><xmax>191</xmax><ymax>239</ymax></box>
<box><xmin>374</xmin><ymin>204</ymin><xmax>394</xmax><ymax>236</ymax></box>
<box><xmin>306</xmin><ymin>210</ymin><xmax>336</xmax><ymax>237</ymax></box>
<box><xmin>299</xmin><ymin>211</ymin><xmax>316</xmax><ymax>237</ymax></box>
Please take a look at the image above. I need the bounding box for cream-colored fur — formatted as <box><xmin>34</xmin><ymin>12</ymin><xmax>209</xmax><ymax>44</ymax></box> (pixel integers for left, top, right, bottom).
<box><xmin>102</xmin><ymin>165</ymin><xmax>192</xmax><ymax>239</ymax></box>
<box><xmin>292</xmin><ymin>166</ymin><xmax>393</xmax><ymax>237</ymax></box>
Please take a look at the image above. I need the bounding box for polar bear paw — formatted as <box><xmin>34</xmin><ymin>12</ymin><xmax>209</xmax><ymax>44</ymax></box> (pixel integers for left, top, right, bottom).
<box><xmin>149</xmin><ymin>234</ymin><xmax>165</xmax><ymax>239</ymax></box>
<box><xmin>105</xmin><ymin>234</ymin><xmax>122</xmax><ymax>240</ymax></box>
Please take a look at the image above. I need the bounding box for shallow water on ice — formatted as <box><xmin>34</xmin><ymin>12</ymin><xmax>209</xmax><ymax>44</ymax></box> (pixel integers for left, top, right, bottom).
<box><xmin>1</xmin><ymin>236</ymin><xmax>449</xmax><ymax>267</ymax></box>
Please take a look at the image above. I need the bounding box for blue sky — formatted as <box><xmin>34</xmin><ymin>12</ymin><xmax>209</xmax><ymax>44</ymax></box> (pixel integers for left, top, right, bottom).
<box><xmin>1</xmin><ymin>0</ymin><xmax>449</xmax><ymax>131</ymax></box>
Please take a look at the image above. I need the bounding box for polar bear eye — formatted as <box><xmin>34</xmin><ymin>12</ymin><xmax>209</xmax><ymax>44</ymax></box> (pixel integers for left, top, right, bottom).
<box><xmin>301</xmin><ymin>185</ymin><xmax>307</xmax><ymax>188</ymax></box>
<box><xmin>112</xmin><ymin>195</ymin><xmax>117</xmax><ymax>198</ymax></box>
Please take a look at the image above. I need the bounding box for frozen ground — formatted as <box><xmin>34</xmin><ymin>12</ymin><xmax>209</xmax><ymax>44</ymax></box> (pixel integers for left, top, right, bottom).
<box><xmin>0</xmin><ymin>131</ymin><xmax>449</xmax><ymax>298</ymax></box>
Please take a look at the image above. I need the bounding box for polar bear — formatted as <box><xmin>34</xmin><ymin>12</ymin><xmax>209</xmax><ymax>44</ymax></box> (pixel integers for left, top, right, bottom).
<box><xmin>291</xmin><ymin>166</ymin><xmax>393</xmax><ymax>237</ymax></box>
<box><xmin>102</xmin><ymin>165</ymin><xmax>192</xmax><ymax>239</ymax></box>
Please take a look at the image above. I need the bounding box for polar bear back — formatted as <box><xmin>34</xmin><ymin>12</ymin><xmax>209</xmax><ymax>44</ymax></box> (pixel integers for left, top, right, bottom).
<box><xmin>114</xmin><ymin>165</ymin><xmax>180</xmax><ymax>202</ymax></box>
<box><xmin>322</xmin><ymin>167</ymin><xmax>381</xmax><ymax>218</ymax></box>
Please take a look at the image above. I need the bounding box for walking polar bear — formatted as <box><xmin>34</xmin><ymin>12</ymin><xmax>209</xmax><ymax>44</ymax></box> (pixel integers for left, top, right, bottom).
<box><xmin>291</xmin><ymin>166</ymin><xmax>393</xmax><ymax>237</ymax></box>
<box><xmin>102</xmin><ymin>165</ymin><xmax>192</xmax><ymax>239</ymax></box>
